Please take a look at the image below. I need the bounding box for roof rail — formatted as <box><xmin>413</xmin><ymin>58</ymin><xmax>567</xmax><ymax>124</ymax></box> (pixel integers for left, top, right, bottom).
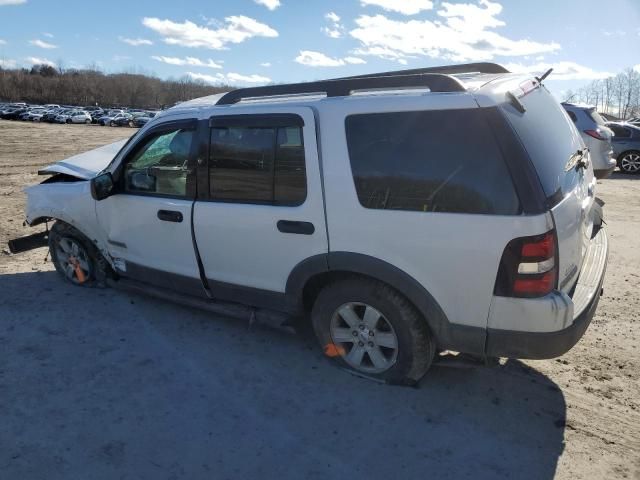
<box><xmin>334</xmin><ymin>62</ymin><xmax>510</xmax><ymax>81</ymax></box>
<box><xmin>216</xmin><ymin>73</ymin><xmax>466</xmax><ymax>106</ymax></box>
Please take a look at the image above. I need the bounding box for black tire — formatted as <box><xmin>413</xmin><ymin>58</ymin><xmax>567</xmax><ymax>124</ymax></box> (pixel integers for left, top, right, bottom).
<box><xmin>66</xmin><ymin>119</ymin><xmax>71</xmax><ymax>124</ymax></box>
<box><xmin>311</xmin><ymin>277</ymin><xmax>435</xmax><ymax>385</ymax></box>
<box><xmin>49</xmin><ymin>222</ymin><xmax>110</xmax><ymax>287</ymax></box>
<box><xmin>617</xmin><ymin>150</ymin><xmax>640</xmax><ymax>174</ymax></box>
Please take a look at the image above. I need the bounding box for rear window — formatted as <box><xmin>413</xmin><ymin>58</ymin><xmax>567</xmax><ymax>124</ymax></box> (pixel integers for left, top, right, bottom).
<box><xmin>588</xmin><ymin>109</ymin><xmax>606</xmax><ymax>126</ymax></box>
<box><xmin>502</xmin><ymin>87</ymin><xmax>583</xmax><ymax>199</ymax></box>
<box><xmin>345</xmin><ymin>109</ymin><xmax>520</xmax><ymax>215</ymax></box>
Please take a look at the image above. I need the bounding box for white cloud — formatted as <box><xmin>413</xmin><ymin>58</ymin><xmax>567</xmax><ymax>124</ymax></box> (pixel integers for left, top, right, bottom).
<box><xmin>504</xmin><ymin>61</ymin><xmax>612</xmax><ymax>81</ymax></box>
<box><xmin>323</xmin><ymin>11</ymin><xmax>345</xmax><ymax>38</ymax></box>
<box><xmin>326</xmin><ymin>12</ymin><xmax>340</xmax><ymax>23</ymax></box>
<box><xmin>119</xmin><ymin>37</ymin><xmax>153</xmax><ymax>46</ymax></box>
<box><xmin>254</xmin><ymin>0</ymin><xmax>280</xmax><ymax>10</ymax></box>
<box><xmin>42</xmin><ymin>32</ymin><xmax>54</xmax><ymax>38</ymax></box>
<box><xmin>152</xmin><ymin>55</ymin><xmax>223</xmax><ymax>69</ymax></box>
<box><xmin>0</xmin><ymin>0</ymin><xmax>27</xmax><ymax>5</ymax></box>
<box><xmin>25</xmin><ymin>56</ymin><xmax>56</xmax><ymax>67</ymax></box>
<box><xmin>0</xmin><ymin>39</ymin><xmax>6</xmax><ymax>45</ymax></box>
<box><xmin>350</xmin><ymin>1</ymin><xmax>561</xmax><ymax>63</ymax></box>
<box><xmin>360</xmin><ymin>0</ymin><xmax>434</xmax><ymax>15</ymax></box>
<box><xmin>295</xmin><ymin>50</ymin><xmax>366</xmax><ymax>67</ymax></box>
<box><xmin>143</xmin><ymin>16</ymin><xmax>278</xmax><ymax>50</ymax></box>
<box><xmin>602</xmin><ymin>29</ymin><xmax>625</xmax><ymax>37</ymax></box>
<box><xmin>0</xmin><ymin>58</ymin><xmax>17</xmax><ymax>68</ymax></box>
<box><xmin>112</xmin><ymin>55</ymin><xmax>132</xmax><ymax>62</ymax></box>
<box><xmin>260</xmin><ymin>62</ymin><xmax>272</xmax><ymax>67</ymax></box>
<box><xmin>29</xmin><ymin>39</ymin><xmax>58</xmax><ymax>49</ymax></box>
<box><xmin>187</xmin><ymin>71</ymin><xmax>271</xmax><ymax>85</ymax></box>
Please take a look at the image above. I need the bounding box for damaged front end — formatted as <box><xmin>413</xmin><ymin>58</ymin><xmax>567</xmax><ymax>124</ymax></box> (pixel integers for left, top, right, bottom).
<box><xmin>7</xmin><ymin>138</ymin><xmax>128</xmax><ymax>255</ymax></box>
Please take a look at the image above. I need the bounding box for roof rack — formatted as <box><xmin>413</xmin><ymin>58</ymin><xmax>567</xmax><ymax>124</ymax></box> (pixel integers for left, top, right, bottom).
<box><xmin>215</xmin><ymin>62</ymin><xmax>510</xmax><ymax>106</ymax></box>
<box><xmin>333</xmin><ymin>62</ymin><xmax>510</xmax><ymax>81</ymax></box>
<box><xmin>216</xmin><ymin>73</ymin><xmax>466</xmax><ymax>106</ymax></box>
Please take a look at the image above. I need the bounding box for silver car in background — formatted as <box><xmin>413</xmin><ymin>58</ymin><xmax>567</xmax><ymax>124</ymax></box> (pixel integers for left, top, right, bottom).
<box><xmin>562</xmin><ymin>102</ymin><xmax>616</xmax><ymax>178</ymax></box>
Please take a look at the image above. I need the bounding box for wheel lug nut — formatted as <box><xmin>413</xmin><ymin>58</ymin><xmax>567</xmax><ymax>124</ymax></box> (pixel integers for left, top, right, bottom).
<box><xmin>358</xmin><ymin>341</ymin><xmax>364</xmax><ymax>347</ymax></box>
<box><xmin>352</xmin><ymin>331</ymin><xmax>358</xmax><ymax>336</ymax></box>
<box><xmin>368</xmin><ymin>341</ymin><xmax>374</xmax><ymax>347</ymax></box>
<box><xmin>359</xmin><ymin>325</ymin><xmax>365</xmax><ymax>331</ymax></box>
<box><xmin>369</xmin><ymin>331</ymin><xmax>374</xmax><ymax>336</ymax></box>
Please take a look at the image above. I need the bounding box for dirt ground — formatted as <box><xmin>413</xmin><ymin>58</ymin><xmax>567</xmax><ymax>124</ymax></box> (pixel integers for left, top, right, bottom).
<box><xmin>0</xmin><ymin>120</ymin><xmax>639</xmax><ymax>479</ymax></box>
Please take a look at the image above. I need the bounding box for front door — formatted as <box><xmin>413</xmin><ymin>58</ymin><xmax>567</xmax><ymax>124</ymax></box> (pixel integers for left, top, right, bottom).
<box><xmin>96</xmin><ymin>119</ymin><xmax>205</xmax><ymax>296</ymax></box>
<box><xmin>193</xmin><ymin>107</ymin><xmax>328</xmax><ymax>309</ymax></box>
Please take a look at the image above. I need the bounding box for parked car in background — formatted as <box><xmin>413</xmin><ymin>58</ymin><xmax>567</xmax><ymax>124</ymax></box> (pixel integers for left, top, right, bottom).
<box><xmin>130</xmin><ymin>111</ymin><xmax>156</xmax><ymax>127</ymax></box>
<box><xmin>99</xmin><ymin>112</ymin><xmax>132</xmax><ymax>127</ymax></box>
<box><xmin>55</xmin><ymin>110</ymin><xmax>92</xmax><ymax>124</ymax></box>
<box><xmin>23</xmin><ymin>107</ymin><xmax>48</xmax><ymax>121</ymax></box>
<box><xmin>1</xmin><ymin>107</ymin><xmax>28</xmax><ymax>120</ymax></box>
<box><xmin>10</xmin><ymin>63</ymin><xmax>609</xmax><ymax>384</ymax></box>
<box><xmin>606</xmin><ymin>122</ymin><xmax>640</xmax><ymax>174</ymax></box>
<box><xmin>42</xmin><ymin>109</ymin><xmax>63</xmax><ymax>123</ymax></box>
<box><xmin>562</xmin><ymin>103</ymin><xmax>616</xmax><ymax>178</ymax></box>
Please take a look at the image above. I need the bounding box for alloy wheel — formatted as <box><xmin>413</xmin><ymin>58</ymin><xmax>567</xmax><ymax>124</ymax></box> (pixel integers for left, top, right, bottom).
<box><xmin>55</xmin><ymin>237</ymin><xmax>91</xmax><ymax>284</ymax></box>
<box><xmin>330</xmin><ymin>302</ymin><xmax>399</xmax><ymax>374</ymax></box>
<box><xmin>620</xmin><ymin>153</ymin><xmax>640</xmax><ymax>173</ymax></box>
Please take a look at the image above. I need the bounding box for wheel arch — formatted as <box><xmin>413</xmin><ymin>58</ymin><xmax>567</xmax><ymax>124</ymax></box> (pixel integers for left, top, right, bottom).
<box><xmin>286</xmin><ymin>252</ymin><xmax>486</xmax><ymax>355</ymax></box>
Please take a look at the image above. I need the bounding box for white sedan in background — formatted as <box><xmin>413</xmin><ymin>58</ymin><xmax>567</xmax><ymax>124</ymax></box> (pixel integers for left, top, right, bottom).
<box><xmin>55</xmin><ymin>110</ymin><xmax>92</xmax><ymax>124</ymax></box>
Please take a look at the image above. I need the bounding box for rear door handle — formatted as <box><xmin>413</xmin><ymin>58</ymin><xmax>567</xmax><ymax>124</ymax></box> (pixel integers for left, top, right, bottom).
<box><xmin>157</xmin><ymin>210</ymin><xmax>183</xmax><ymax>223</ymax></box>
<box><xmin>277</xmin><ymin>220</ymin><xmax>315</xmax><ymax>235</ymax></box>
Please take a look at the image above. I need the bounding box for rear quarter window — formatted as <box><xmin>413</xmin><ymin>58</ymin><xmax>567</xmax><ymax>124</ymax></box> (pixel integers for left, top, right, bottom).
<box><xmin>345</xmin><ymin>109</ymin><xmax>520</xmax><ymax>215</ymax></box>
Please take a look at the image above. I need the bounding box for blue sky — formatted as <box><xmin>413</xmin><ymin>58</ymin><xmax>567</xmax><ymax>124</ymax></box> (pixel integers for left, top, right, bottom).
<box><xmin>0</xmin><ymin>0</ymin><xmax>638</xmax><ymax>97</ymax></box>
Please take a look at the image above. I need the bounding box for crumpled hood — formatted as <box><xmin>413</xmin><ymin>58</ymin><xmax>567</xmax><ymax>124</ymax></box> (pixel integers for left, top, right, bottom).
<box><xmin>38</xmin><ymin>139</ymin><xmax>128</xmax><ymax>180</ymax></box>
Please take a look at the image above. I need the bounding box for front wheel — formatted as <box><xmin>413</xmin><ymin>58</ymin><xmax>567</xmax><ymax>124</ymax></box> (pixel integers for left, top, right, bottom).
<box><xmin>49</xmin><ymin>222</ymin><xmax>108</xmax><ymax>287</ymax></box>
<box><xmin>618</xmin><ymin>151</ymin><xmax>640</xmax><ymax>174</ymax></box>
<box><xmin>311</xmin><ymin>278</ymin><xmax>435</xmax><ymax>385</ymax></box>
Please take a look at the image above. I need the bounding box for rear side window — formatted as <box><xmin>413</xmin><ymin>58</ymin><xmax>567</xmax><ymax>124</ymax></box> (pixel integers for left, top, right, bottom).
<box><xmin>345</xmin><ymin>109</ymin><xmax>520</xmax><ymax>215</ymax></box>
<box><xmin>209</xmin><ymin>121</ymin><xmax>306</xmax><ymax>206</ymax></box>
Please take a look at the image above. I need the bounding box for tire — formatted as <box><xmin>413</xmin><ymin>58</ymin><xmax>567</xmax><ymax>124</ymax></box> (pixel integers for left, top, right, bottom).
<box><xmin>311</xmin><ymin>277</ymin><xmax>435</xmax><ymax>385</ymax></box>
<box><xmin>618</xmin><ymin>151</ymin><xmax>640</xmax><ymax>174</ymax></box>
<box><xmin>49</xmin><ymin>222</ymin><xmax>110</xmax><ymax>287</ymax></box>
<box><xmin>85</xmin><ymin>119</ymin><xmax>91</xmax><ymax>124</ymax></box>
<box><xmin>110</xmin><ymin>121</ymin><xmax>116</xmax><ymax>127</ymax></box>
<box><xmin>66</xmin><ymin>119</ymin><xmax>71</xmax><ymax>124</ymax></box>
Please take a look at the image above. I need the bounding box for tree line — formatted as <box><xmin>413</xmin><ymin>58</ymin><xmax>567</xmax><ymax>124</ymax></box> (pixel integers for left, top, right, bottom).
<box><xmin>0</xmin><ymin>64</ymin><xmax>232</xmax><ymax>109</ymax></box>
<box><xmin>563</xmin><ymin>67</ymin><xmax>640</xmax><ymax>119</ymax></box>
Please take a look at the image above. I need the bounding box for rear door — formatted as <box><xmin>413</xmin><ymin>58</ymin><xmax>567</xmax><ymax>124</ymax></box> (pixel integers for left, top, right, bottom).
<box><xmin>503</xmin><ymin>85</ymin><xmax>594</xmax><ymax>293</ymax></box>
<box><xmin>193</xmin><ymin>107</ymin><xmax>328</xmax><ymax>307</ymax></box>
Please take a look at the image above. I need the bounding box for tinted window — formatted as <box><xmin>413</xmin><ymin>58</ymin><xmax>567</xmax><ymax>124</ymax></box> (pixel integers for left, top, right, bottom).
<box><xmin>345</xmin><ymin>109</ymin><xmax>520</xmax><ymax>215</ymax></box>
<box><xmin>209</xmin><ymin>124</ymin><xmax>306</xmax><ymax>206</ymax></box>
<box><xmin>503</xmin><ymin>88</ymin><xmax>583</xmax><ymax>199</ymax></box>
<box><xmin>567</xmin><ymin>110</ymin><xmax>578</xmax><ymax>123</ymax></box>
<box><xmin>609</xmin><ymin>125</ymin><xmax>631</xmax><ymax>138</ymax></box>
<box><xmin>124</xmin><ymin>128</ymin><xmax>194</xmax><ymax>197</ymax></box>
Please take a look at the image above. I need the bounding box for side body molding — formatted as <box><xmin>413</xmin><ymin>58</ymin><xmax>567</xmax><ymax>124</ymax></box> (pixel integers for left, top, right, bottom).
<box><xmin>286</xmin><ymin>252</ymin><xmax>486</xmax><ymax>356</ymax></box>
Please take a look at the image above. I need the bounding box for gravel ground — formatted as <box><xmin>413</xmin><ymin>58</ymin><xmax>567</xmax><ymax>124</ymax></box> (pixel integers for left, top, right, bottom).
<box><xmin>1</xmin><ymin>120</ymin><xmax>639</xmax><ymax>480</ymax></box>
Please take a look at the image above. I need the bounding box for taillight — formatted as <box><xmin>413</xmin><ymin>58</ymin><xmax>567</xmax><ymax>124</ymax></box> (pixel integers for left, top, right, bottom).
<box><xmin>494</xmin><ymin>231</ymin><xmax>558</xmax><ymax>298</ymax></box>
<box><xmin>584</xmin><ymin>129</ymin><xmax>605</xmax><ymax>140</ymax></box>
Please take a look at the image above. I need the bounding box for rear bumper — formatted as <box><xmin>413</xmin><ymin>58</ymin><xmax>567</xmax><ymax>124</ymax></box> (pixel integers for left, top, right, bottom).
<box><xmin>594</xmin><ymin>164</ymin><xmax>616</xmax><ymax>179</ymax></box>
<box><xmin>485</xmin><ymin>226</ymin><xmax>608</xmax><ymax>359</ymax></box>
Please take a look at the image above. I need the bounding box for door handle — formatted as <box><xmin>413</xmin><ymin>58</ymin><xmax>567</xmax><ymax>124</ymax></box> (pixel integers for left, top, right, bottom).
<box><xmin>157</xmin><ymin>210</ymin><xmax>183</xmax><ymax>223</ymax></box>
<box><xmin>277</xmin><ymin>220</ymin><xmax>315</xmax><ymax>235</ymax></box>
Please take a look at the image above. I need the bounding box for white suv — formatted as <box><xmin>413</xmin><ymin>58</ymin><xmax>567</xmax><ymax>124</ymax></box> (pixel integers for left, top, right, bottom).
<box><xmin>10</xmin><ymin>63</ymin><xmax>609</xmax><ymax>385</ymax></box>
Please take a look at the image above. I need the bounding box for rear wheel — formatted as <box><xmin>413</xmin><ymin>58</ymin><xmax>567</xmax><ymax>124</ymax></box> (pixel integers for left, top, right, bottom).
<box><xmin>618</xmin><ymin>151</ymin><xmax>640</xmax><ymax>174</ymax></box>
<box><xmin>311</xmin><ymin>277</ymin><xmax>435</xmax><ymax>385</ymax></box>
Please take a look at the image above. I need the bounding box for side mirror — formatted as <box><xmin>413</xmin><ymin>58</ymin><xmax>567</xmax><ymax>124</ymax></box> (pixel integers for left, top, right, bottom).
<box><xmin>90</xmin><ymin>172</ymin><xmax>115</xmax><ymax>201</ymax></box>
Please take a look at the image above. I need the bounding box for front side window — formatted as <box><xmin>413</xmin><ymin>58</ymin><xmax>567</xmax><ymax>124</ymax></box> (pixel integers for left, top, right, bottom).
<box><xmin>124</xmin><ymin>128</ymin><xmax>194</xmax><ymax>197</ymax></box>
<box><xmin>345</xmin><ymin>109</ymin><xmax>520</xmax><ymax>215</ymax></box>
<box><xmin>209</xmin><ymin>120</ymin><xmax>306</xmax><ymax>206</ymax></box>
